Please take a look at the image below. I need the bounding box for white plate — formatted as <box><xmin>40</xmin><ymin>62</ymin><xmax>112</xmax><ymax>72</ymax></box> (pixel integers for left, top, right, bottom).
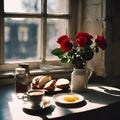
<box><xmin>53</xmin><ymin>92</ymin><xmax>84</xmax><ymax>105</ymax></box>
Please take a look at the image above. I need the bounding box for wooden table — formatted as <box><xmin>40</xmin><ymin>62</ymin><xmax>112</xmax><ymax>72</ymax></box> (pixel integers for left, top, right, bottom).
<box><xmin>0</xmin><ymin>84</ymin><xmax>120</xmax><ymax>120</ymax></box>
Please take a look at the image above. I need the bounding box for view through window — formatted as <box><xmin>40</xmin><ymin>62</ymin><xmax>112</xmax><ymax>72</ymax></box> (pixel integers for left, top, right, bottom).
<box><xmin>4</xmin><ymin>0</ymin><xmax>69</xmax><ymax>62</ymax></box>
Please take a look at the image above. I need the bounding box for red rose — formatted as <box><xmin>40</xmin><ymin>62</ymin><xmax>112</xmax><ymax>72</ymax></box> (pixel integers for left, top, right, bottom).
<box><xmin>56</xmin><ymin>35</ymin><xmax>69</xmax><ymax>44</ymax></box>
<box><xmin>76</xmin><ymin>36</ymin><xmax>92</xmax><ymax>47</ymax></box>
<box><xmin>95</xmin><ymin>36</ymin><xmax>107</xmax><ymax>50</ymax></box>
<box><xmin>76</xmin><ymin>32</ymin><xmax>93</xmax><ymax>40</ymax></box>
<box><xmin>60</xmin><ymin>39</ymin><xmax>73</xmax><ymax>51</ymax></box>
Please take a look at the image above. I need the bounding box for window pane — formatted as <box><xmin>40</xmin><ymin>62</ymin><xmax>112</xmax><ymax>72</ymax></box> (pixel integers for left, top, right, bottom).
<box><xmin>4</xmin><ymin>0</ymin><xmax>41</xmax><ymax>13</ymax></box>
<box><xmin>46</xmin><ymin>19</ymin><xmax>68</xmax><ymax>60</ymax></box>
<box><xmin>4</xmin><ymin>18</ymin><xmax>41</xmax><ymax>62</ymax></box>
<box><xmin>47</xmin><ymin>0</ymin><xmax>69</xmax><ymax>14</ymax></box>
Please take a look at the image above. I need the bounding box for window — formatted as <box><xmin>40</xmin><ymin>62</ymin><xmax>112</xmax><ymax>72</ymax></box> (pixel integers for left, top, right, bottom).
<box><xmin>0</xmin><ymin>0</ymin><xmax>77</xmax><ymax>71</ymax></box>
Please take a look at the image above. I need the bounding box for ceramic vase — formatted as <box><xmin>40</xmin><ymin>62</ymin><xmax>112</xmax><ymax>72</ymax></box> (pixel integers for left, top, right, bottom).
<box><xmin>71</xmin><ymin>68</ymin><xmax>92</xmax><ymax>92</ymax></box>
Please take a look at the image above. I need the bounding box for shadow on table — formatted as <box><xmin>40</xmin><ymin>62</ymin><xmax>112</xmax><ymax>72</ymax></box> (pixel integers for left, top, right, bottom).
<box><xmin>82</xmin><ymin>86</ymin><xmax>120</xmax><ymax>104</ymax></box>
<box><xmin>99</xmin><ymin>86</ymin><xmax>120</xmax><ymax>96</ymax></box>
<box><xmin>23</xmin><ymin>105</ymin><xmax>55</xmax><ymax>119</ymax></box>
<box><xmin>55</xmin><ymin>100</ymin><xmax>87</xmax><ymax>108</ymax></box>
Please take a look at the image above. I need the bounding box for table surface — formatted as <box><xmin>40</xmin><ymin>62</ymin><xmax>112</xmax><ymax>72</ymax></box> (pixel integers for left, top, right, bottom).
<box><xmin>0</xmin><ymin>84</ymin><xmax>120</xmax><ymax>120</ymax></box>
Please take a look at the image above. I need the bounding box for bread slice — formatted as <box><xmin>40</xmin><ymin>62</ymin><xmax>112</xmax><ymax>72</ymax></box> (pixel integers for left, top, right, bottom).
<box><xmin>32</xmin><ymin>75</ymin><xmax>43</xmax><ymax>89</ymax></box>
<box><xmin>32</xmin><ymin>75</ymin><xmax>51</xmax><ymax>89</ymax></box>
<box><xmin>55</xmin><ymin>78</ymin><xmax>70</xmax><ymax>90</ymax></box>
<box><xmin>44</xmin><ymin>80</ymin><xmax>56</xmax><ymax>91</ymax></box>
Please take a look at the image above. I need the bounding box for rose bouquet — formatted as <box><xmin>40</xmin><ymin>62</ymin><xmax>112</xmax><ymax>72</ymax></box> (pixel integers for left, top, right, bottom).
<box><xmin>51</xmin><ymin>32</ymin><xmax>107</xmax><ymax>69</ymax></box>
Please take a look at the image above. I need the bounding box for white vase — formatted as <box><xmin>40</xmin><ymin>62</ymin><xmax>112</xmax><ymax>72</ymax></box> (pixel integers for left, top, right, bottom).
<box><xmin>71</xmin><ymin>68</ymin><xmax>92</xmax><ymax>92</ymax></box>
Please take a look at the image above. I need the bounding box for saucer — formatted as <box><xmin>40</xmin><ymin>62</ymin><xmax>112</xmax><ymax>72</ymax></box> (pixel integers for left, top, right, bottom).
<box><xmin>22</xmin><ymin>96</ymin><xmax>51</xmax><ymax>110</ymax></box>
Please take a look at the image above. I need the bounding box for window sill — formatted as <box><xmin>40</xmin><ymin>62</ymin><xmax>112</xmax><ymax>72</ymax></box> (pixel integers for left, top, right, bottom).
<box><xmin>0</xmin><ymin>68</ymin><xmax>120</xmax><ymax>89</ymax></box>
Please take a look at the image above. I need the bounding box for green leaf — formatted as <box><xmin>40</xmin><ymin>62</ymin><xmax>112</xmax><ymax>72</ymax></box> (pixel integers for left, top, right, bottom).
<box><xmin>58</xmin><ymin>55</ymin><xmax>64</xmax><ymax>59</ymax></box>
<box><xmin>81</xmin><ymin>47</ymin><xmax>94</xmax><ymax>61</ymax></box>
<box><xmin>51</xmin><ymin>48</ymin><xmax>65</xmax><ymax>56</ymax></box>
<box><xmin>61</xmin><ymin>57</ymin><xmax>69</xmax><ymax>63</ymax></box>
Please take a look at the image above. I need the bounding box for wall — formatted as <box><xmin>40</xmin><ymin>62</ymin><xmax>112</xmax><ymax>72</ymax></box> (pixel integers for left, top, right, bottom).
<box><xmin>105</xmin><ymin>0</ymin><xmax>120</xmax><ymax>77</ymax></box>
<box><xmin>77</xmin><ymin>0</ymin><xmax>120</xmax><ymax>77</ymax></box>
<box><xmin>77</xmin><ymin>0</ymin><xmax>106</xmax><ymax>77</ymax></box>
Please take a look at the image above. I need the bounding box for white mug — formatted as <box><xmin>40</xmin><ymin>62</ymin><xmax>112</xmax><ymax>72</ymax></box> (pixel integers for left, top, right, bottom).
<box><xmin>22</xmin><ymin>90</ymin><xmax>45</xmax><ymax>108</ymax></box>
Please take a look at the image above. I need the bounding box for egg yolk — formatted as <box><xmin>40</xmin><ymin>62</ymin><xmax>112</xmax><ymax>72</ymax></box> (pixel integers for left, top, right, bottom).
<box><xmin>63</xmin><ymin>95</ymin><xmax>79</xmax><ymax>102</ymax></box>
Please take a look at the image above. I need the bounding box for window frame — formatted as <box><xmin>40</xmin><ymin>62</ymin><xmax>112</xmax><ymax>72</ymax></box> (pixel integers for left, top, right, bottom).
<box><xmin>0</xmin><ymin>0</ymin><xmax>78</xmax><ymax>72</ymax></box>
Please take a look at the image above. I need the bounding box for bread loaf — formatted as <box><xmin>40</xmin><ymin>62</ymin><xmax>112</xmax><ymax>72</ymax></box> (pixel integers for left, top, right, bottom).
<box><xmin>32</xmin><ymin>75</ymin><xmax>51</xmax><ymax>89</ymax></box>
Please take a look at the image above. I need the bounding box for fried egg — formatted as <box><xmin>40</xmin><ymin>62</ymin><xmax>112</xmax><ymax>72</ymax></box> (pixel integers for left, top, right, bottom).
<box><xmin>63</xmin><ymin>95</ymin><xmax>79</xmax><ymax>102</ymax></box>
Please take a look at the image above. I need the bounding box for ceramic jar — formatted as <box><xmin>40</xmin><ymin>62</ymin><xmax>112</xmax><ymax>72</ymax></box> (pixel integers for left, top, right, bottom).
<box><xmin>71</xmin><ymin>68</ymin><xmax>92</xmax><ymax>92</ymax></box>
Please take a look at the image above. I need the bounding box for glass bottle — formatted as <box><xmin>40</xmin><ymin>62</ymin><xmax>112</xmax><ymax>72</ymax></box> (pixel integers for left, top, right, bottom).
<box><xmin>15</xmin><ymin>67</ymin><xmax>29</xmax><ymax>98</ymax></box>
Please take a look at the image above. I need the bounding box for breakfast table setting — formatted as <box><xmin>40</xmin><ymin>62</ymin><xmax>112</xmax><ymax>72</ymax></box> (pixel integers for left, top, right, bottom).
<box><xmin>1</xmin><ymin>74</ymin><xmax>120</xmax><ymax>120</ymax></box>
<box><xmin>2</xmin><ymin>31</ymin><xmax>114</xmax><ymax>119</ymax></box>
<box><xmin>0</xmin><ymin>31</ymin><xmax>119</xmax><ymax>119</ymax></box>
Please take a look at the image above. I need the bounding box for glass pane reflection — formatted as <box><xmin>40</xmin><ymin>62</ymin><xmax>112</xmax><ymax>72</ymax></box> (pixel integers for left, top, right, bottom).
<box><xmin>46</xmin><ymin>18</ymin><xmax>68</xmax><ymax>60</ymax></box>
<box><xmin>4</xmin><ymin>18</ymin><xmax>41</xmax><ymax>62</ymax></box>
<box><xmin>4</xmin><ymin>0</ymin><xmax>41</xmax><ymax>13</ymax></box>
<box><xmin>47</xmin><ymin>0</ymin><xmax>69</xmax><ymax>14</ymax></box>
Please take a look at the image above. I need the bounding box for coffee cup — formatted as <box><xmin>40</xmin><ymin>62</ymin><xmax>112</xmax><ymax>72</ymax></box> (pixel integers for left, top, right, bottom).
<box><xmin>22</xmin><ymin>90</ymin><xmax>45</xmax><ymax>108</ymax></box>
